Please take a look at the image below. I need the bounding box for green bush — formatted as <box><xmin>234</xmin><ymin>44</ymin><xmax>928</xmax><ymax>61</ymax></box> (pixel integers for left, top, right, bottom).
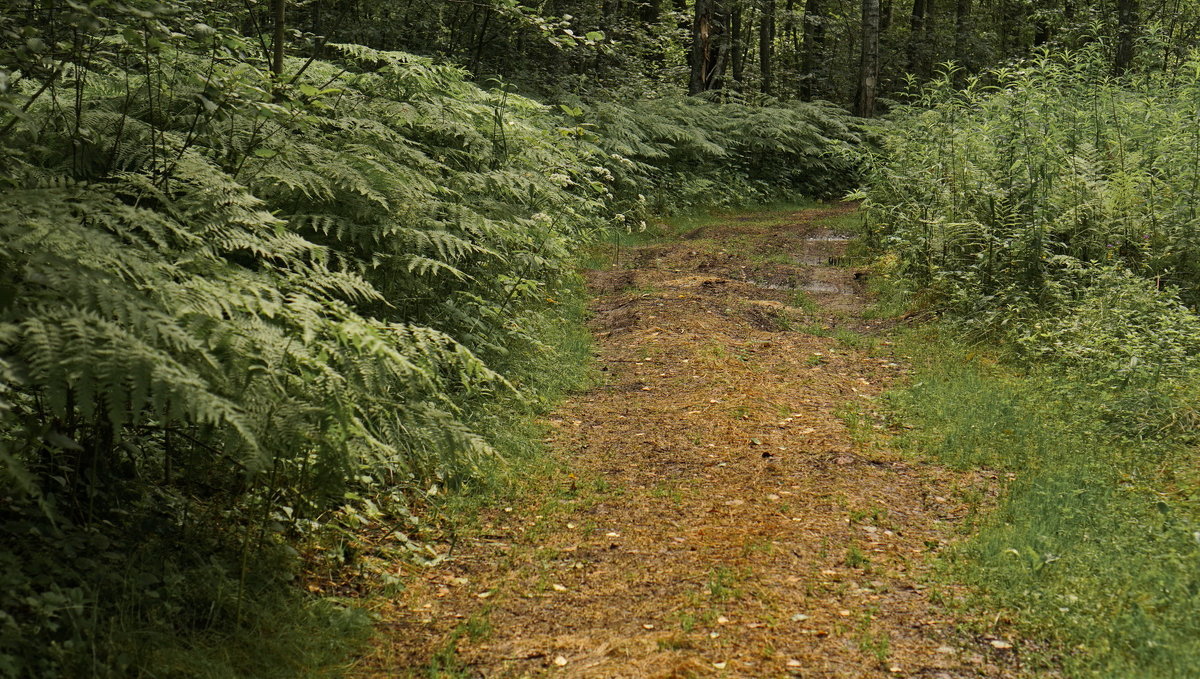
<box><xmin>575</xmin><ymin>94</ymin><xmax>862</xmax><ymax>216</ymax></box>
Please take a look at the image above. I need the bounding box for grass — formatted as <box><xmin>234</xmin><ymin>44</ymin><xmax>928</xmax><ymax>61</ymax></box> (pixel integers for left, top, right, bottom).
<box><xmin>845</xmin><ymin>544</ymin><xmax>870</xmax><ymax>570</ymax></box>
<box><xmin>856</xmin><ymin>616</ymin><xmax>891</xmax><ymax>665</ymax></box>
<box><xmin>705</xmin><ymin>566</ymin><xmax>745</xmax><ymax>603</ymax></box>
<box><xmin>443</xmin><ymin>284</ymin><xmax>597</xmax><ymax>516</ymax></box>
<box><xmin>888</xmin><ymin>328</ymin><xmax>1200</xmax><ymax>678</ymax></box>
<box><xmin>788</xmin><ymin>290</ymin><xmax>819</xmax><ymax>312</ymax></box>
<box><xmin>426</xmin><ymin>608</ymin><xmax>495</xmax><ymax>678</ymax></box>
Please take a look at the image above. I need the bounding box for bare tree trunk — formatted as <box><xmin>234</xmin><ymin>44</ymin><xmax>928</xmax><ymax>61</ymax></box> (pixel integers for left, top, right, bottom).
<box><xmin>731</xmin><ymin>4</ymin><xmax>744</xmax><ymax>88</ymax></box>
<box><xmin>855</xmin><ymin>0</ymin><xmax>880</xmax><ymax>117</ymax></box>
<box><xmin>906</xmin><ymin>0</ymin><xmax>928</xmax><ymax>78</ymax></box>
<box><xmin>760</xmin><ymin>0</ymin><xmax>776</xmax><ymax>94</ymax></box>
<box><xmin>786</xmin><ymin>0</ymin><xmax>800</xmax><ymax>83</ymax></box>
<box><xmin>689</xmin><ymin>0</ymin><xmax>729</xmax><ymax>93</ymax></box>
<box><xmin>470</xmin><ymin>8</ymin><xmax>493</xmax><ymax>73</ymax></box>
<box><xmin>1114</xmin><ymin>0</ymin><xmax>1138</xmax><ymax>74</ymax></box>
<box><xmin>271</xmin><ymin>0</ymin><xmax>287</xmax><ymax>76</ymax></box>
<box><xmin>641</xmin><ymin>0</ymin><xmax>662</xmax><ymax>23</ymax></box>
<box><xmin>799</xmin><ymin>0</ymin><xmax>824</xmax><ymax>99</ymax></box>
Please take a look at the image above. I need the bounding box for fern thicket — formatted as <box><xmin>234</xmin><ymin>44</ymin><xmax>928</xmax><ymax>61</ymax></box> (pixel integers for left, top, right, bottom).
<box><xmin>0</xmin><ymin>3</ymin><xmax>859</xmax><ymax>676</ymax></box>
<box><xmin>573</xmin><ymin>94</ymin><xmax>861</xmax><ymax>216</ymax></box>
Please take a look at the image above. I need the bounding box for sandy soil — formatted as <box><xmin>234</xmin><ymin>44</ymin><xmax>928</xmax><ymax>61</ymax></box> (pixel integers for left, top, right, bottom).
<box><xmin>350</xmin><ymin>205</ymin><xmax>1020</xmax><ymax>678</ymax></box>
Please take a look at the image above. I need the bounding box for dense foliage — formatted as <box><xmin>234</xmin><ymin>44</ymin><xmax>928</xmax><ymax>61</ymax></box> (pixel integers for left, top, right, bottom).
<box><xmin>865</xmin><ymin>50</ymin><xmax>1200</xmax><ymax>677</ymax></box>
<box><xmin>862</xmin><ymin>50</ymin><xmax>1200</xmax><ymax>390</ymax></box>
<box><xmin>0</xmin><ymin>2</ymin><xmax>860</xmax><ymax>676</ymax></box>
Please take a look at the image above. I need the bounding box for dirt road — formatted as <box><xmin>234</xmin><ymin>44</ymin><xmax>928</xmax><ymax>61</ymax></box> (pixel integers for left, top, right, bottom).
<box><xmin>353</xmin><ymin>205</ymin><xmax>1018</xmax><ymax>678</ymax></box>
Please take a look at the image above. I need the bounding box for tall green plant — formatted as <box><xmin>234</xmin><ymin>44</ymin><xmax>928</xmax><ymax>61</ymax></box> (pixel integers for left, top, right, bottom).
<box><xmin>862</xmin><ymin>49</ymin><xmax>1200</xmax><ymax>377</ymax></box>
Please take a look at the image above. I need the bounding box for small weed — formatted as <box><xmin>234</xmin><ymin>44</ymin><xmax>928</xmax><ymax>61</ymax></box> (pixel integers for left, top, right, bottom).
<box><xmin>677</xmin><ymin>611</ymin><xmax>697</xmax><ymax>632</ymax></box>
<box><xmin>833</xmin><ymin>328</ymin><xmax>874</xmax><ymax>349</ymax></box>
<box><xmin>857</xmin><ymin>628</ymin><xmax>891</xmax><ymax>664</ymax></box>
<box><xmin>428</xmin><ymin>609</ymin><xmax>494</xmax><ymax>678</ymax></box>
<box><xmin>650</xmin><ymin>481</ymin><xmax>684</xmax><ymax>505</ymax></box>
<box><xmin>741</xmin><ymin>538</ymin><xmax>774</xmax><ymax>556</ymax></box>
<box><xmin>533</xmin><ymin>546</ymin><xmax>560</xmax><ymax>564</ymax></box>
<box><xmin>789</xmin><ymin>290</ymin><xmax>820</xmax><ymax>311</ymax></box>
<box><xmin>706</xmin><ymin>566</ymin><xmax>745</xmax><ymax>603</ymax></box>
<box><xmin>846</xmin><ymin>545</ymin><xmax>870</xmax><ymax>569</ymax></box>
<box><xmin>835</xmin><ymin>401</ymin><xmax>877</xmax><ymax>446</ymax></box>
<box><xmin>848</xmin><ymin>506</ymin><xmax>888</xmax><ymax>526</ymax></box>
<box><xmin>462</xmin><ymin>608</ymin><xmax>494</xmax><ymax>642</ymax></box>
<box><xmin>771</xmin><ymin>311</ymin><xmax>797</xmax><ymax>332</ymax></box>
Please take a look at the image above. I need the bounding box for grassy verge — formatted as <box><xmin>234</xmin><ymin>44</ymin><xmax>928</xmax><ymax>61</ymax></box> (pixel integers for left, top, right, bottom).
<box><xmin>886</xmin><ymin>329</ymin><xmax>1200</xmax><ymax>678</ymax></box>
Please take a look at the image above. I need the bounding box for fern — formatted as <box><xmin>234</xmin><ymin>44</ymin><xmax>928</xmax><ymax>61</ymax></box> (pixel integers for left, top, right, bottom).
<box><xmin>0</xmin><ymin>4</ymin><xmax>867</xmax><ymax>673</ymax></box>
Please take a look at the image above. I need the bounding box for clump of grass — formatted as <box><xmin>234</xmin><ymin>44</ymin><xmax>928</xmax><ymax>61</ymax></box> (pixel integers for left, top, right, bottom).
<box><xmin>856</xmin><ymin>620</ymin><xmax>891</xmax><ymax>664</ymax></box>
<box><xmin>789</xmin><ymin>290</ymin><xmax>820</xmax><ymax>312</ymax></box>
<box><xmin>705</xmin><ymin>566</ymin><xmax>745</xmax><ymax>603</ymax></box>
<box><xmin>845</xmin><ymin>545</ymin><xmax>870</xmax><ymax>569</ymax></box>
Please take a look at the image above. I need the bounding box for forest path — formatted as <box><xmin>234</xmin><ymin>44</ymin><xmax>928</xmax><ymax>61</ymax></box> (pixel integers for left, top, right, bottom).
<box><xmin>354</xmin><ymin>205</ymin><xmax>1018</xmax><ymax>678</ymax></box>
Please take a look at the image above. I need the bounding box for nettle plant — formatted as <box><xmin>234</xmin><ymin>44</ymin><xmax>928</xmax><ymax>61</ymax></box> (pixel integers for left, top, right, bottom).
<box><xmin>862</xmin><ymin>49</ymin><xmax>1200</xmax><ymax>385</ymax></box>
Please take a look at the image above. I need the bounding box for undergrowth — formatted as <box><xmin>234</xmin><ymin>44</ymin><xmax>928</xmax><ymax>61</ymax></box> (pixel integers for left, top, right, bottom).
<box><xmin>860</xmin><ymin>48</ymin><xmax>1200</xmax><ymax>677</ymax></box>
<box><xmin>0</xmin><ymin>2</ymin><xmax>861</xmax><ymax>675</ymax></box>
<box><xmin>887</xmin><ymin>330</ymin><xmax>1200</xmax><ymax>678</ymax></box>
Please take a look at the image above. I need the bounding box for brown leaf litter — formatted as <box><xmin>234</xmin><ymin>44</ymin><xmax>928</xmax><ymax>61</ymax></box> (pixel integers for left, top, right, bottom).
<box><xmin>350</xmin><ymin>204</ymin><xmax>1019</xmax><ymax>678</ymax></box>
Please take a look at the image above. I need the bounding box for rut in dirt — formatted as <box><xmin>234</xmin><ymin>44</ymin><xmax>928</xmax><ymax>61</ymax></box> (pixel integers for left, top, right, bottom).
<box><xmin>354</xmin><ymin>205</ymin><xmax>1019</xmax><ymax>679</ymax></box>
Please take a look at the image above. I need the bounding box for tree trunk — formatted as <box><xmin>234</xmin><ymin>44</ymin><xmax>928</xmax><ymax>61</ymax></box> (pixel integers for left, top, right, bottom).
<box><xmin>786</xmin><ymin>0</ymin><xmax>800</xmax><ymax>82</ymax></box>
<box><xmin>1033</xmin><ymin>13</ymin><xmax>1051</xmax><ymax>46</ymax></box>
<box><xmin>271</xmin><ymin>0</ymin><xmax>287</xmax><ymax>76</ymax></box>
<box><xmin>1114</xmin><ymin>0</ymin><xmax>1138</xmax><ymax>74</ymax></box>
<box><xmin>799</xmin><ymin>0</ymin><xmax>823</xmax><ymax>99</ymax></box>
<box><xmin>689</xmin><ymin>0</ymin><xmax>729</xmax><ymax>94</ymax></box>
<box><xmin>855</xmin><ymin>0</ymin><xmax>880</xmax><ymax>117</ymax></box>
<box><xmin>954</xmin><ymin>0</ymin><xmax>971</xmax><ymax>69</ymax></box>
<box><xmin>906</xmin><ymin>0</ymin><xmax>924</xmax><ymax>75</ymax></box>
<box><xmin>731</xmin><ymin>5</ymin><xmax>744</xmax><ymax>88</ymax></box>
<box><xmin>640</xmin><ymin>0</ymin><xmax>662</xmax><ymax>24</ymax></box>
<box><xmin>759</xmin><ymin>0</ymin><xmax>776</xmax><ymax>94</ymax></box>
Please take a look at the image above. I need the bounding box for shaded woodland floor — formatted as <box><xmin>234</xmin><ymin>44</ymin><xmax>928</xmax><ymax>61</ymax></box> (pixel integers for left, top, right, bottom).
<box><xmin>351</xmin><ymin>205</ymin><xmax>1028</xmax><ymax>678</ymax></box>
